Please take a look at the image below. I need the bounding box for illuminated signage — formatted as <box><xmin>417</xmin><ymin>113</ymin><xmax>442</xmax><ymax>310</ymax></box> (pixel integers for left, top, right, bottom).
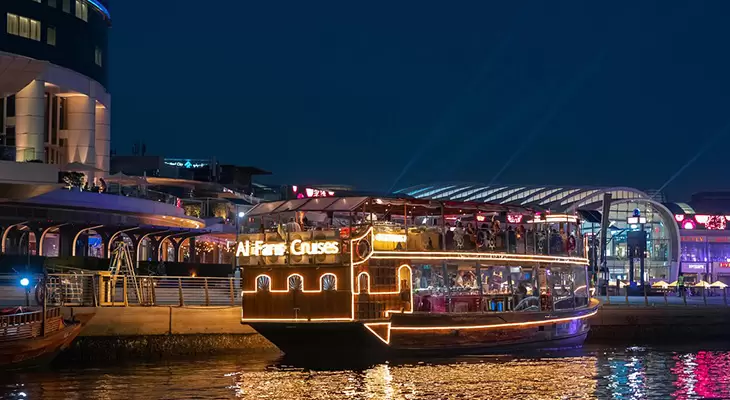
<box><xmin>718</xmin><ymin>262</ymin><xmax>730</xmax><ymax>269</ymax></box>
<box><xmin>507</xmin><ymin>214</ymin><xmax>523</xmax><ymax>224</ymax></box>
<box><xmin>164</xmin><ymin>159</ymin><xmax>208</xmax><ymax>169</ymax></box>
<box><xmin>374</xmin><ymin>233</ymin><xmax>407</xmax><ymax>243</ymax></box>
<box><xmin>236</xmin><ymin>240</ymin><xmax>339</xmax><ymax>257</ymax></box>
<box><xmin>683</xmin><ymin>263</ymin><xmax>706</xmax><ymax>271</ymax></box>
<box><xmin>293</xmin><ymin>186</ymin><xmax>336</xmax><ymax>199</ymax></box>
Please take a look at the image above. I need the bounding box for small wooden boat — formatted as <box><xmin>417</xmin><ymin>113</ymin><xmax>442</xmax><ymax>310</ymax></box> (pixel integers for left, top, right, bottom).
<box><xmin>0</xmin><ymin>306</ymin><xmax>85</xmax><ymax>369</ymax></box>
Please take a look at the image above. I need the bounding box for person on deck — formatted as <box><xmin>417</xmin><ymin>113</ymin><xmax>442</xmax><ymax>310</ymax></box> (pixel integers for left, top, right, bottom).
<box><xmin>286</xmin><ymin>217</ymin><xmax>302</xmax><ymax>232</ymax></box>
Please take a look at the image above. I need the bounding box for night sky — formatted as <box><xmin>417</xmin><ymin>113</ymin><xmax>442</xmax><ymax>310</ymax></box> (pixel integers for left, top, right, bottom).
<box><xmin>109</xmin><ymin>1</ymin><xmax>730</xmax><ymax>200</ymax></box>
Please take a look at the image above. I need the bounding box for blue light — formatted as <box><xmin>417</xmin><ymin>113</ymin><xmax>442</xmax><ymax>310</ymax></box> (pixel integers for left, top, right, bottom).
<box><xmin>87</xmin><ymin>0</ymin><xmax>111</xmax><ymax>20</ymax></box>
<box><xmin>20</xmin><ymin>278</ymin><xmax>30</xmax><ymax>287</ymax></box>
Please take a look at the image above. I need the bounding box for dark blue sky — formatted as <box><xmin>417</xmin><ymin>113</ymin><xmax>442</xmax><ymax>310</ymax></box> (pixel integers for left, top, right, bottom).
<box><xmin>109</xmin><ymin>1</ymin><xmax>730</xmax><ymax>199</ymax></box>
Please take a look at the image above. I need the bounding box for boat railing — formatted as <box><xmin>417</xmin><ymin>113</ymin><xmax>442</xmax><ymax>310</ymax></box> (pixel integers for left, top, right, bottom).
<box><xmin>0</xmin><ymin>307</ymin><xmax>62</xmax><ymax>342</ymax></box>
<box><xmin>237</xmin><ymin>225</ymin><xmax>586</xmax><ymax>264</ymax></box>
<box><xmin>373</xmin><ymin>225</ymin><xmax>585</xmax><ymax>258</ymax></box>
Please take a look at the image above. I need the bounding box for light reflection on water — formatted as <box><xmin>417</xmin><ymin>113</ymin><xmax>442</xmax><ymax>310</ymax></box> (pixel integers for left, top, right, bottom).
<box><xmin>1</xmin><ymin>345</ymin><xmax>730</xmax><ymax>399</ymax></box>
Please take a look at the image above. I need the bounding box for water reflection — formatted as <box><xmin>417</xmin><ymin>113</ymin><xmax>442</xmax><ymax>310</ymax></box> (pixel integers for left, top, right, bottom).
<box><xmin>1</xmin><ymin>346</ymin><xmax>730</xmax><ymax>399</ymax></box>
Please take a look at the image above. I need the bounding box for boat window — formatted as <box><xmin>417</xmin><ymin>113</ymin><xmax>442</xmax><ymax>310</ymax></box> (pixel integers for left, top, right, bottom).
<box><xmin>357</xmin><ymin>273</ymin><xmax>370</xmax><ymax>294</ymax></box>
<box><xmin>256</xmin><ymin>275</ymin><xmax>270</xmax><ymax>292</ymax></box>
<box><xmin>550</xmin><ymin>266</ymin><xmax>576</xmax><ymax>310</ymax></box>
<box><xmin>321</xmin><ymin>274</ymin><xmax>337</xmax><ymax>291</ymax></box>
<box><xmin>288</xmin><ymin>275</ymin><xmax>303</xmax><ymax>291</ymax></box>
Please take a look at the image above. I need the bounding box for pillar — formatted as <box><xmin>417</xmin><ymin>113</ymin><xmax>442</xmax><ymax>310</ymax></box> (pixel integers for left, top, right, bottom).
<box><xmin>189</xmin><ymin>237</ymin><xmax>197</xmax><ymax>263</ymax></box>
<box><xmin>148</xmin><ymin>237</ymin><xmax>160</xmax><ymax>262</ymax></box>
<box><xmin>94</xmin><ymin>104</ymin><xmax>110</xmax><ymax>174</ymax></box>
<box><xmin>58</xmin><ymin>226</ymin><xmax>76</xmax><ymax>257</ymax></box>
<box><xmin>15</xmin><ymin>80</ymin><xmax>45</xmax><ymax>161</ymax></box>
<box><xmin>65</xmin><ymin>96</ymin><xmax>96</xmax><ymax>167</ymax></box>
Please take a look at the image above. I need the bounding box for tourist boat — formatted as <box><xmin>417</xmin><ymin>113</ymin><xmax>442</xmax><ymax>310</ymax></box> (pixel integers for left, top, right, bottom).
<box><xmin>0</xmin><ymin>306</ymin><xmax>85</xmax><ymax>369</ymax></box>
<box><xmin>238</xmin><ymin>196</ymin><xmax>600</xmax><ymax>358</ymax></box>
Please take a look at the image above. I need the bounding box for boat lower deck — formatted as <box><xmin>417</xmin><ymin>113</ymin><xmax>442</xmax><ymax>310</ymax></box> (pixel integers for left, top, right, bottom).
<box><xmin>247</xmin><ymin>299</ymin><xmax>599</xmax><ymax>358</ymax></box>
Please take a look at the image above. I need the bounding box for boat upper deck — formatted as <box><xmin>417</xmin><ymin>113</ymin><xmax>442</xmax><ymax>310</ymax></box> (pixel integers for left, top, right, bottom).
<box><xmin>237</xmin><ymin>196</ymin><xmax>589</xmax><ymax>266</ymax></box>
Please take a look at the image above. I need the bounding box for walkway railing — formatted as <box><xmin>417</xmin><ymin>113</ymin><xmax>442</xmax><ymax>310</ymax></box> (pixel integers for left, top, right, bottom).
<box><xmin>0</xmin><ymin>273</ymin><xmax>240</xmax><ymax>308</ymax></box>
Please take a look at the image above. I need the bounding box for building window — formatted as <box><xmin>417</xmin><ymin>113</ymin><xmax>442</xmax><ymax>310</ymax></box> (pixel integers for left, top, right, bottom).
<box><xmin>63</xmin><ymin>0</ymin><xmax>70</xmax><ymax>13</ymax></box>
<box><xmin>47</xmin><ymin>26</ymin><xmax>56</xmax><ymax>46</ymax></box>
<box><xmin>8</xmin><ymin>14</ymin><xmax>41</xmax><ymax>41</ymax></box>
<box><xmin>29</xmin><ymin>19</ymin><xmax>41</xmax><ymax>41</ymax></box>
<box><xmin>32</xmin><ymin>0</ymin><xmax>41</xmax><ymax>3</ymax></box>
<box><xmin>6</xmin><ymin>14</ymin><xmax>18</xmax><ymax>36</ymax></box>
<box><xmin>94</xmin><ymin>46</ymin><xmax>102</xmax><ymax>66</ymax></box>
<box><xmin>75</xmin><ymin>0</ymin><xmax>88</xmax><ymax>22</ymax></box>
<box><xmin>49</xmin><ymin>0</ymin><xmax>57</xmax><ymax>8</ymax></box>
<box><xmin>59</xmin><ymin>97</ymin><xmax>67</xmax><ymax>130</ymax></box>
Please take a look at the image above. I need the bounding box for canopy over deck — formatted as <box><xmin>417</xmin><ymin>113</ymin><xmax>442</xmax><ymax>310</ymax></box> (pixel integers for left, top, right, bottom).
<box><xmin>245</xmin><ymin>196</ymin><xmax>532</xmax><ymax>217</ymax></box>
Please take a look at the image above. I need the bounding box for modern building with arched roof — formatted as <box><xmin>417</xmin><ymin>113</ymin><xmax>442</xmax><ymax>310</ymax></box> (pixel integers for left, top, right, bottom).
<box><xmin>397</xmin><ymin>183</ymin><xmax>681</xmax><ymax>283</ymax></box>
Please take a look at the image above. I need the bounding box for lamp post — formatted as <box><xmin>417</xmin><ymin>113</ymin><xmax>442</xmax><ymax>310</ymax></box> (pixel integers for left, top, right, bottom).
<box><xmin>234</xmin><ymin>210</ymin><xmax>245</xmax><ymax>271</ymax></box>
<box><xmin>20</xmin><ymin>277</ymin><xmax>30</xmax><ymax>306</ymax></box>
<box><xmin>627</xmin><ymin>209</ymin><xmax>647</xmax><ymax>288</ymax></box>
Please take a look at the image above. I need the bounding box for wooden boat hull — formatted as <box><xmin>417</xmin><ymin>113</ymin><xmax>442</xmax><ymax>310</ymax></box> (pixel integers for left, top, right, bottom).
<box><xmin>0</xmin><ymin>321</ymin><xmax>84</xmax><ymax>370</ymax></box>
<box><xmin>248</xmin><ymin>301</ymin><xmax>599</xmax><ymax>359</ymax></box>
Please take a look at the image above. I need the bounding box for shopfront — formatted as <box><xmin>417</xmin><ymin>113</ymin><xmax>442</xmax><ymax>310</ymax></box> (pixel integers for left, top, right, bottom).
<box><xmin>679</xmin><ymin>262</ymin><xmax>708</xmax><ymax>284</ymax></box>
<box><xmin>712</xmin><ymin>262</ymin><xmax>730</xmax><ymax>285</ymax></box>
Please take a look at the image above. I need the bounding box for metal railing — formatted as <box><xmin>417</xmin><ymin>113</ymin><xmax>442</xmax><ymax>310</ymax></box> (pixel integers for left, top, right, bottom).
<box><xmin>0</xmin><ymin>273</ymin><xmax>240</xmax><ymax>308</ymax></box>
<box><xmin>0</xmin><ymin>145</ymin><xmax>35</xmax><ymax>162</ymax></box>
<box><xmin>98</xmin><ymin>274</ymin><xmax>239</xmax><ymax>307</ymax></box>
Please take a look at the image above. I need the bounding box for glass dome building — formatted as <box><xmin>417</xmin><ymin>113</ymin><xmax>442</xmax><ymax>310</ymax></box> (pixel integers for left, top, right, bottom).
<box><xmin>396</xmin><ymin>183</ymin><xmax>681</xmax><ymax>283</ymax></box>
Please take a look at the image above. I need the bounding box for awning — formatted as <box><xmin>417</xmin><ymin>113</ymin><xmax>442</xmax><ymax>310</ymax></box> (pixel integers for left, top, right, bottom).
<box><xmin>245</xmin><ymin>196</ymin><xmax>530</xmax><ymax>217</ymax></box>
<box><xmin>578</xmin><ymin>210</ymin><xmax>602</xmax><ymax>224</ymax></box>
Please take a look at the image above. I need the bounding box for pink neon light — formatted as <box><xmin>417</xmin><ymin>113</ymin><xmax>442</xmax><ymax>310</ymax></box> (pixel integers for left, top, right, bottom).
<box><xmin>695</xmin><ymin>215</ymin><xmax>710</xmax><ymax>224</ymax></box>
<box><xmin>706</xmin><ymin>215</ymin><xmax>727</xmax><ymax>230</ymax></box>
<box><xmin>683</xmin><ymin>220</ymin><xmax>696</xmax><ymax>230</ymax></box>
<box><xmin>292</xmin><ymin>185</ymin><xmax>298</xmax><ymax>193</ymax></box>
<box><xmin>674</xmin><ymin>214</ymin><xmax>685</xmax><ymax>222</ymax></box>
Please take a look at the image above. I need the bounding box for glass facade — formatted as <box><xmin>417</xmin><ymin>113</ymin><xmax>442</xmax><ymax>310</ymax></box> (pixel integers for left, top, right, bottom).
<box><xmin>584</xmin><ymin>201</ymin><xmax>673</xmax><ymax>282</ymax></box>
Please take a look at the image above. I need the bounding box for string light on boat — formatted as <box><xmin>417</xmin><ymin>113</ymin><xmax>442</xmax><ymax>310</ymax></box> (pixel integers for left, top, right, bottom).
<box><xmin>389</xmin><ymin>308</ymin><xmax>599</xmax><ymax>331</ymax></box>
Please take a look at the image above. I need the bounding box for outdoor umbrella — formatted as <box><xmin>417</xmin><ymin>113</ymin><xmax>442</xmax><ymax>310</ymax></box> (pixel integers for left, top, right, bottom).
<box><xmin>693</xmin><ymin>280</ymin><xmax>712</xmax><ymax>288</ymax></box>
<box><xmin>651</xmin><ymin>280</ymin><xmax>669</xmax><ymax>288</ymax></box>
<box><xmin>710</xmin><ymin>281</ymin><xmax>728</xmax><ymax>289</ymax></box>
<box><xmin>666</xmin><ymin>281</ymin><xmax>679</xmax><ymax>287</ymax></box>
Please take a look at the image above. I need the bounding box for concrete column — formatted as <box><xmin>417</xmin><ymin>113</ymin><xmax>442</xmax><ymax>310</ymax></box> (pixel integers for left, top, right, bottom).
<box><xmin>58</xmin><ymin>226</ymin><xmax>76</xmax><ymax>257</ymax></box>
<box><xmin>94</xmin><ymin>105</ymin><xmax>110</xmax><ymax>174</ymax></box>
<box><xmin>65</xmin><ymin>96</ymin><xmax>96</xmax><ymax>167</ymax></box>
<box><xmin>15</xmin><ymin>80</ymin><xmax>45</xmax><ymax>161</ymax></box>
<box><xmin>189</xmin><ymin>237</ymin><xmax>197</xmax><ymax>263</ymax></box>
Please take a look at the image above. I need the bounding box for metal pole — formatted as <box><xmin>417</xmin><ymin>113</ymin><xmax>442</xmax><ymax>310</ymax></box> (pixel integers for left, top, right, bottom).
<box><xmin>639</xmin><ymin>222</ymin><xmax>646</xmax><ymax>287</ymax></box>
<box><xmin>599</xmin><ymin>193</ymin><xmax>613</xmax><ymax>293</ymax></box>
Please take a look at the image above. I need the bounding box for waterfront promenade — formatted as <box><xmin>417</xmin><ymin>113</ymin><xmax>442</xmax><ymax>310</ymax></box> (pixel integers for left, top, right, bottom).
<box><xmin>3</xmin><ymin>273</ymin><xmax>729</xmax><ymax>360</ymax></box>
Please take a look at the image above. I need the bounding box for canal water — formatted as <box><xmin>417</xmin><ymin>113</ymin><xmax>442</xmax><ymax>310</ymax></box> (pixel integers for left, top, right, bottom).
<box><xmin>2</xmin><ymin>344</ymin><xmax>730</xmax><ymax>399</ymax></box>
